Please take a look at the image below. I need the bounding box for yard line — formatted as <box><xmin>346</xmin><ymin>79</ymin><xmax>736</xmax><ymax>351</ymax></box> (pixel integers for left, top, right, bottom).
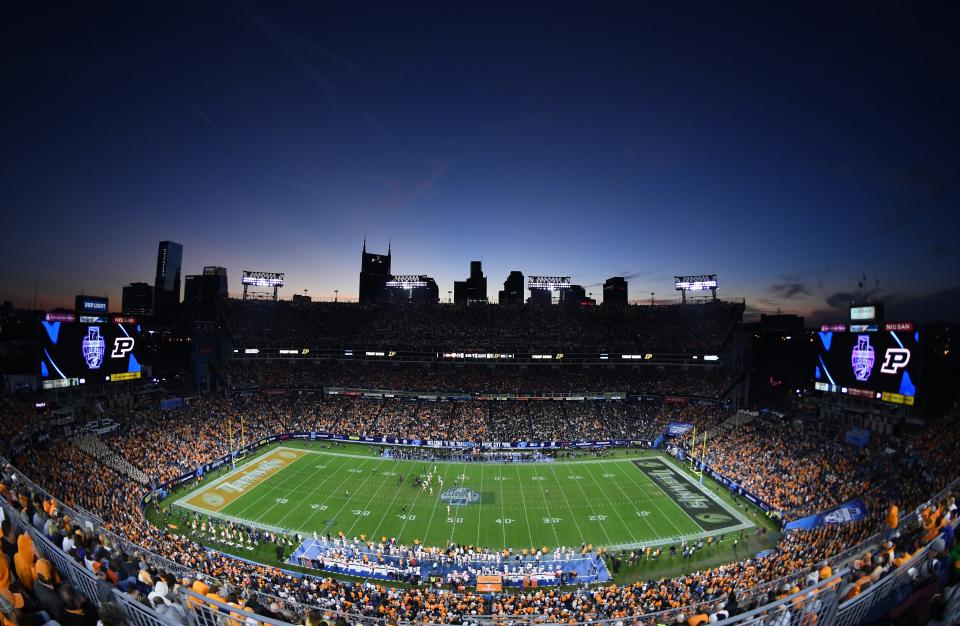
<box><xmin>550</xmin><ymin>457</ymin><xmax>615</xmax><ymax>547</ymax></box>
<box><xmin>319</xmin><ymin>456</ymin><xmax>388</xmax><ymax>536</ymax></box>
<box><xmin>229</xmin><ymin>454</ymin><xmax>349</xmax><ymax>524</ymax></box>
<box><xmin>595</xmin><ymin>462</ymin><xmax>664</xmax><ymax>541</ymax></box>
<box><xmin>394</xmin><ymin>462</ymin><xmax>431</xmax><ymax>542</ymax></box>
<box><xmin>474</xmin><ymin>462</ymin><xmax>485</xmax><ymax>548</ymax></box>
<box><xmin>368</xmin><ymin>461</ymin><xmax>426</xmax><ymax>543</ymax></box>
<box><xmin>420</xmin><ymin>463</ymin><xmax>455</xmax><ymax>547</ymax></box>
<box><xmin>497</xmin><ymin>465</ymin><xmax>507</xmax><ymax>547</ymax></box>
<box><xmin>543</xmin><ymin>462</ymin><xmax>587</xmax><ymax>547</ymax></box>
<box><xmin>580</xmin><ymin>461</ymin><xmax>641</xmax><ymax>544</ymax></box>
<box><xmin>269</xmin><ymin>455</ymin><xmax>357</xmax><ymax>529</ymax></box>
<box><xmin>530</xmin><ymin>463</ymin><xmax>561</xmax><ymax>547</ymax></box>
<box><xmin>446</xmin><ymin>466</ymin><xmax>471</xmax><ymax>545</ymax></box>
<box><xmin>294</xmin><ymin>455</ymin><xmax>386</xmax><ymax>533</ymax></box>
<box><xmin>513</xmin><ymin>464</ymin><xmax>536</xmax><ymax>549</ymax></box>
<box><xmin>343</xmin><ymin>457</ymin><xmax>400</xmax><ymax>538</ymax></box>
<box><xmin>244</xmin><ymin>454</ymin><xmax>356</xmax><ymax>530</ymax></box>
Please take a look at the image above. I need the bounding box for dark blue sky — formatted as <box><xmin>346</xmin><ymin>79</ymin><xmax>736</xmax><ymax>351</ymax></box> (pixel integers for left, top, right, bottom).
<box><xmin>2</xmin><ymin>2</ymin><xmax>958</xmax><ymax>321</ymax></box>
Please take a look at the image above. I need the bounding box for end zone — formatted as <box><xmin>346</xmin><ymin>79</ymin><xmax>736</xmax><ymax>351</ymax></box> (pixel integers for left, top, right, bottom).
<box><xmin>619</xmin><ymin>454</ymin><xmax>754</xmax><ymax>547</ymax></box>
<box><xmin>177</xmin><ymin>448</ymin><xmax>306</xmax><ymax>513</ymax></box>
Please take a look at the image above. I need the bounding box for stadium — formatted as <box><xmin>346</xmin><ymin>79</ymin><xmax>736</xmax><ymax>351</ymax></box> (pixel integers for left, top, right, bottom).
<box><xmin>3</xmin><ymin>3</ymin><xmax>960</xmax><ymax>626</ymax></box>
<box><xmin>1</xmin><ymin>284</ymin><xmax>958</xmax><ymax>626</ymax></box>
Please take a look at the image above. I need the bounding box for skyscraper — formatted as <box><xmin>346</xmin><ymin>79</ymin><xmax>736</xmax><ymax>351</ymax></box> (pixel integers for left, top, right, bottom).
<box><xmin>184</xmin><ymin>266</ymin><xmax>228</xmax><ymax>319</ymax></box>
<box><xmin>560</xmin><ymin>284</ymin><xmax>590</xmax><ymax>307</ymax></box>
<box><xmin>454</xmin><ymin>260</ymin><xmax>488</xmax><ymax>305</ymax></box>
<box><xmin>359</xmin><ymin>239</ymin><xmax>391</xmax><ymax>303</ymax></box>
<box><xmin>603</xmin><ymin>276</ymin><xmax>628</xmax><ymax>306</ymax></box>
<box><xmin>122</xmin><ymin>282</ymin><xmax>153</xmax><ymax>316</ymax></box>
<box><xmin>498</xmin><ymin>271</ymin><xmax>524</xmax><ymax>305</ymax></box>
<box><xmin>154</xmin><ymin>241</ymin><xmax>183</xmax><ymax>319</ymax></box>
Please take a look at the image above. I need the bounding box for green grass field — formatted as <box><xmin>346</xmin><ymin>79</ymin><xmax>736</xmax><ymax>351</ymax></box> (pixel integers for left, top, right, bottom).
<box><xmin>173</xmin><ymin>443</ymin><xmax>753</xmax><ymax>552</ymax></box>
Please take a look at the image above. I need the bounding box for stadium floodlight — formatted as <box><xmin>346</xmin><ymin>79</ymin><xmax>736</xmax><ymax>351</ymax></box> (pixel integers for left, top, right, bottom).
<box><xmin>242</xmin><ymin>271</ymin><xmax>285</xmax><ymax>300</ymax></box>
<box><xmin>674</xmin><ymin>274</ymin><xmax>718</xmax><ymax>303</ymax></box>
<box><xmin>674</xmin><ymin>275</ymin><xmax>718</xmax><ymax>291</ymax></box>
<box><xmin>528</xmin><ymin>276</ymin><xmax>571</xmax><ymax>290</ymax></box>
<box><xmin>386</xmin><ymin>275</ymin><xmax>429</xmax><ymax>289</ymax></box>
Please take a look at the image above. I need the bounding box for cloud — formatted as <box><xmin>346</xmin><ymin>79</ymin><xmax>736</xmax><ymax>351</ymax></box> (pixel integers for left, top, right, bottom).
<box><xmin>619</xmin><ymin>271</ymin><xmax>655</xmax><ymax>281</ymax></box>
<box><xmin>583</xmin><ymin>270</ymin><xmax>659</xmax><ymax>289</ymax></box>
<box><xmin>823</xmin><ymin>287</ymin><xmax>892</xmax><ymax>309</ymax></box>
<box><xmin>369</xmin><ymin>159</ymin><xmax>449</xmax><ymax>211</ymax></box>
<box><xmin>931</xmin><ymin>242</ymin><xmax>956</xmax><ymax>257</ymax></box>
<box><xmin>363</xmin><ymin>113</ymin><xmax>392</xmax><ymax>141</ymax></box>
<box><xmin>825</xmin><ymin>291</ymin><xmax>859</xmax><ymax>309</ymax></box>
<box><xmin>192</xmin><ymin>107</ymin><xmax>238</xmax><ymax>150</ymax></box>
<box><xmin>769</xmin><ymin>281</ymin><xmax>811</xmax><ymax>299</ymax></box>
<box><xmin>243</xmin><ymin>3</ymin><xmax>338</xmax><ymax>101</ymax></box>
<box><xmin>765</xmin><ymin>268</ymin><xmax>832</xmax><ymax>301</ymax></box>
<box><xmin>808</xmin><ymin>286</ymin><xmax>960</xmax><ymax>324</ymax></box>
<box><xmin>808</xmin><ymin>286</ymin><xmax>900</xmax><ymax>322</ymax></box>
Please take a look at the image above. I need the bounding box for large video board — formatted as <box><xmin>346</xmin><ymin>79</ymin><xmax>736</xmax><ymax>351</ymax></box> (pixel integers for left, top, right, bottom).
<box><xmin>39</xmin><ymin>320</ymin><xmax>143</xmax><ymax>388</ymax></box>
<box><xmin>814</xmin><ymin>328</ymin><xmax>919</xmax><ymax>405</ymax></box>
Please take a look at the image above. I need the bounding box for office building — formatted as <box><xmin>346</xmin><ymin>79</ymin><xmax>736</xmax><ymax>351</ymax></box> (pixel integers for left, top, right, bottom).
<box><xmin>498</xmin><ymin>271</ymin><xmax>524</xmax><ymax>305</ymax></box>
<box><xmin>154</xmin><ymin>241</ymin><xmax>183</xmax><ymax>318</ymax></box>
<box><xmin>122</xmin><ymin>283</ymin><xmax>153</xmax><ymax>316</ymax></box>
<box><xmin>603</xmin><ymin>276</ymin><xmax>628</xmax><ymax>306</ymax></box>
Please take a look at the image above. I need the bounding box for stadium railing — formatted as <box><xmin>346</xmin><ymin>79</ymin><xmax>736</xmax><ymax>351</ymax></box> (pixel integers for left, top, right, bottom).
<box><xmin>833</xmin><ymin>548</ymin><xmax>933</xmax><ymax>626</ymax></box>
<box><xmin>2</xmin><ymin>454</ymin><xmax>956</xmax><ymax>626</ymax></box>
<box><xmin>180</xmin><ymin>574</ymin><xmax>847</xmax><ymax>626</ymax></box>
<box><xmin>0</xmin><ymin>455</ymin><xmax>197</xmax><ymax>580</ymax></box>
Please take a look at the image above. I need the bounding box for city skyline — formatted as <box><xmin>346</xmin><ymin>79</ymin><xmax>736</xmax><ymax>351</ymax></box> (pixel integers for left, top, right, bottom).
<box><xmin>2</xmin><ymin>2</ymin><xmax>959</xmax><ymax>322</ymax></box>
<box><xmin>8</xmin><ymin>236</ymin><xmax>957</xmax><ymax>322</ymax></box>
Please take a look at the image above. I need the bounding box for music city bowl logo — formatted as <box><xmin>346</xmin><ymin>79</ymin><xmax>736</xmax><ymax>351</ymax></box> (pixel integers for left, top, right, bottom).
<box><xmin>850</xmin><ymin>335</ymin><xmax>875</xmax><ymax>382</ymax></box>
<box><xmin>823</xmin><ymin>502</ymin><xmax>864</xmax><ymax>525</ymax></box>
<box><xmin>439</xmin><ymin>487</ymin><xmax>481</xmax><ymax>506</ymax></box>
<box><xmin>82</xmin><ymin>326</ymin><xmax>106</xmax><ymax>369</ymax></box>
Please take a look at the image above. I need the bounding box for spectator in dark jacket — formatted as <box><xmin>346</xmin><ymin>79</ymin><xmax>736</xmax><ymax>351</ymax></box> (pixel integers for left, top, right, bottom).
<box><xmin>95</xmin><ymin>569</ymin><xmax>115</xmax><ymax>607</ymax></box>
<box><xmin>31</xmin><ymin>560</ymin><xmax>62</xmax><ymax>621</ymax></box>
<box><xmin>57</xmin><ymin>584</ymin><xmax>98</xmax><ymax>626</ymax></box>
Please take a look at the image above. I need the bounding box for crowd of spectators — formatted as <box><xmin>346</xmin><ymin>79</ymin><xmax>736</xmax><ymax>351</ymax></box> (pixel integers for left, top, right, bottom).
<box><xmin>223</xmin><ymin>360</ymin><xmax>736</xmax><ymax>398</ymax></box>
<box><xmin>672</xmin><ymin>413</ymin><xmax>960</xmax><ymax>526</ymax></box>
<box><xmin>0</xmin><ymin>390</ymin><xmax>958</xmax><ymax>625</ymax></box>
<box><xmin>224</xmin><ymin>299</ymin><xmax>744</xmax><ymax>355</ymax></box>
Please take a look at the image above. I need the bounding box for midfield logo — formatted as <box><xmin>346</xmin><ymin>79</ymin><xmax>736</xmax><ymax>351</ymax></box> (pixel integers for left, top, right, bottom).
<box><xmin>439</xmin><ymin>488</ymin><xmax>480</xmax><ymax>506</ymax></box>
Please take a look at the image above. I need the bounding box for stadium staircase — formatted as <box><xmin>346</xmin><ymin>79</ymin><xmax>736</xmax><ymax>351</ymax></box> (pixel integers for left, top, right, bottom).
<box><xmin>72</xmin><ymin>433</ymin><xmax>152</xmax><ymax>486</ymax></box>
<box><xmin>728</xmin><ymin>409</ymin><xmax>758</xmax><ymax>427</ymax></box>
<box><xmin>690</xmin><ymin>409</ymin><xmax>758</xmax><ymax>445</ymax></box>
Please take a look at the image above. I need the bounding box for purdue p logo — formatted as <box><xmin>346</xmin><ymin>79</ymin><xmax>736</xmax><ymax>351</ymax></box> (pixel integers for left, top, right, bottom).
<box><xmin>880</xmin><ymin>349</ymin><xmax>910</xmax><ymax>374</ymax></box>
<box><xmin>111</xmin><ymin>337</ymin><xmax>135</xmax><ymax>358</ymax></box>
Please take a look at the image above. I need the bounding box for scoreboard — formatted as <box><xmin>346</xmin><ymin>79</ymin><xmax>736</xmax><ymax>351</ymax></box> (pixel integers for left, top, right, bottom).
<box><xmin>39</xmin><ymin>320</ymin><xmax>144</xmax><ymax>389</ymax></box>
<box><xmin>814</xmin><ymin>326</ymin><xmax>919</xmax><ymax>405</ymax></box>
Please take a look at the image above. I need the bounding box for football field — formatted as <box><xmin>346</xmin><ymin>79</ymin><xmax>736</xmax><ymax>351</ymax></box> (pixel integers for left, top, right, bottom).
<box><xmin>175</xmin><ymin>445</ymin><xmax>752</xmax><ymax>551</ymax></box>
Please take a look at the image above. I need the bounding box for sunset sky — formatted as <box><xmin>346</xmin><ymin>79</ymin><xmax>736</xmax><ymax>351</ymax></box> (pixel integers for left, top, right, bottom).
<box><xmin>2</xmin><ymin>2</ymin><xmax>958</xmax><ymax>322</ymax></box>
